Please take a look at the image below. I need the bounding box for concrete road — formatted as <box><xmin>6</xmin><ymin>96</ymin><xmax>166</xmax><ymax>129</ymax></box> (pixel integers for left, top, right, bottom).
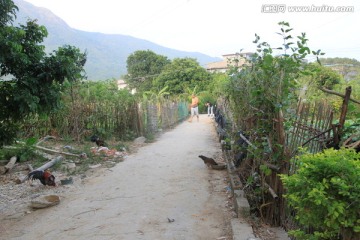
<box><xmin>3</xmin><ymin>115</ymin><xmax>232</xmax><ymax>240</ymax></box>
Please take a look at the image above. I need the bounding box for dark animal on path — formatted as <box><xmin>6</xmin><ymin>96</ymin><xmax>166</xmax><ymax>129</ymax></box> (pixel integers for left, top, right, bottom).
<box><xmin>28</xmin><ymin>170</ymin><xmax>56</xmax><ymax>186</ymax></box>
<box><xmin>90</xmin><ymin>135</ymin><xmax>107</xmax><ymax>147</ymax></box>
<box><xmin>198</xmin><ymin>155</ymin><xmax>218</xmax><ymax>167</ymax></box>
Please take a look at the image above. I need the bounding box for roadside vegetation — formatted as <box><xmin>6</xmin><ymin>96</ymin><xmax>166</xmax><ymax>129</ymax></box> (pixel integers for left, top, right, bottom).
<box><xmin>211</xmin><ymin>22</ymin><xmax>360</xmax><ymax>239</ymax></box>
<box><xmin>1</xmin><ymin>1</ymin><xmax>359</xmax><ymax>239</ymax></box>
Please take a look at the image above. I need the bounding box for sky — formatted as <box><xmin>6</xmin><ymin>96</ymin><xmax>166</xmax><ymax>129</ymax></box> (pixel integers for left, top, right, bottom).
<box><xmin>23</xmin><ymin>0</ymin><xmax>360</xmax><ymax>61</ymax></box>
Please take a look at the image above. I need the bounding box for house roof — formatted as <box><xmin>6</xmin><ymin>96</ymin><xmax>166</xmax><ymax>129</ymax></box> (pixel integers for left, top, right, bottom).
<box><xmin>222</xmin><ymin>52</ymin><xmax>254</xmax><ymax>57</ymax></box>
<box><xmin>206</xmin><ymin>52</ymin><xmax>254</xmax><ymax>70</ymax></box>
<box><xmin>206</xmin><ymin>60</ymin><xmax>228</xmax><ymax>70</ymax></box>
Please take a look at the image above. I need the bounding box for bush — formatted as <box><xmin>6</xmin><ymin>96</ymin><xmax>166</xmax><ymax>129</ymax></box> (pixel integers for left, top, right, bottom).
<box><xmin>280</xmin><ymin>148</ymin><xmax>360</xmax><ymax>240</ymax></box>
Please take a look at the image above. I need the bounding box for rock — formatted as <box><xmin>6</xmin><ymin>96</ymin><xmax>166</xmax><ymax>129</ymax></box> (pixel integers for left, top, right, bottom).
<box><xmin>30</xmin><ymin>195</ymin><xmax>60</xmax><ymax>209</ymax></box>
<box><xmin>60</xmin><ymin>177</ymin><xmax>73</xmax><ymax>185</ymax></box>
<box><xmin>97</xmin><ymin>147</ymin><xmax>109</xmax><ymax>152</ymax></box>
<box><xmin>133</xmin><ymin>136</ymin><xmax>146</xmax><ymax>144</ymax></box>
<box><xmin>89</xmin><ymin>164</ymin><xmax>101</xmax><ymax>169</ymax></box>
<box><xmin>63</xmin><ymin>162</ymin><xmax>76</xmax><ymax>170</ymax></box>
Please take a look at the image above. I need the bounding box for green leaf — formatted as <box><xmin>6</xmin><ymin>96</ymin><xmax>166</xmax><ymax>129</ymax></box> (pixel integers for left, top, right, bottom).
<box><xmin>25</xmin><ymin>137</ymin><xmax>37</xmax><ymax>146</ymax></box>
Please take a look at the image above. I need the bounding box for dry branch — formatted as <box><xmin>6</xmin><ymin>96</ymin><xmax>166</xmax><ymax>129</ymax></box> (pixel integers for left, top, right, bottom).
<box><xmin>239</xmin><ymin>132</ymin><xmax>257</xmax><ymax>150</ymax></box>
<box><xmin>35</xmin><ymin>145</ymin><xmax>82</xmax><ymax>158</ymax></box>
<box><xmin>343</xmin><ymin>134</ymin><xmax>360</xmax><ymax>149</ymax></box>
<box><xmin>319</xmin><ymin>87</ymin><xmax>360</xmax><ymax>104</ymax></box>
<box><xmin>261</xmin><ymin>160</ymin><xmax>280</xmax><ymax>172</ymax></box>
<box><xmin>301</xmin><ymin>126</ymin><xmax>334</xmax><ymax>147</ymax></box>
<box><xmin>36</xmin><ymin>135</ymin><xmax>57</xmax><ymax>146</ymax></box>
<box><xmin>34</xmin><ymin>135</ymin><xmax>85</xmax><ymax>158</ymax></box>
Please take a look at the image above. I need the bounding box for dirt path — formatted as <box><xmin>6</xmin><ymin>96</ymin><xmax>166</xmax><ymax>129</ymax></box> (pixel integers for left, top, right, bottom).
<box><xmin>2</xmin><ymin>115</ymin><xmax>233</xmax><ymax>240</ymax></box>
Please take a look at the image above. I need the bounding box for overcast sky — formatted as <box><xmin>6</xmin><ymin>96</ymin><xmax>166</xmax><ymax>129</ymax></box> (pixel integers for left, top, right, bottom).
<box><xmin>23</xmin><ymin>0</ymin><xmax>359</xmax><ymax>61</ymax></box>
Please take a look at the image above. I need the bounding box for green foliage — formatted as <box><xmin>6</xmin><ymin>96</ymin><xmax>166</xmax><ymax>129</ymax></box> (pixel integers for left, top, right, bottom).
<box><xmin>342</xmin><ymin>119</ymin><xmax>360</xmax><ymax>143</ymax></box>
<box><xmin>153</xmin><ymin>58</ymin><xmax>211</xmax><ymax>95</ymax></box>
<box><xmin>224</xmin><ymin>22</ymin><xmax>323</xmax><ymax>140</ymax></box>
<box><xmin>320</xmin><ymin>58</ymin><xmax>360</xmax><ymax>67</ymax></box>
<box><xmin>197</xmin><ymin>91</ymin><xmax>216</xmax><ymax>113</ymax></box>
<box><xmin>143</xmin><ymin>85</ymin><xmax>170</xmax><ymax>102</ymax></box>
<box><xmin>125</xmin><ymin>50</ymin><xmax>170</xmax><ymax>92</ymax></box>
<box><xmin>208</xmin><ymin>73</ymin><xmax>229</xmax><ymax>97</ymax></box>
<box><xmin>50</xmin><ymin>80</ymin><xmax>138</xmax><ymax>140</ymax></box>
<box><xmin>0</xmin><ymin>139</ymin><xmax>46</xmax><ymax>163</ymax></box>
<box><xmin>0</xmin><ymin>0</ymin><xmax>18</xmax><ymax>26</ymax></box>
<box><xmin>217</xmin><ymin>22</ymin><xmax>337</xmax><ymax>227</ymax></box>
<box><xmin>346</xmin><ymin>79</ymin><xmax>360</xmax><ymax>118</ymax></box>
<box><xmin>297</xmin><ymin>58</ymin><xmax>360</xmax><ymax>119</ymax></box>
<box><xmin>0</xmin><ymin>0</ymin><xmax>86</xmax><ymax>146</ymax></box>
<box><xmin>302</xmin><ymin>63</ymin><xmax>342</xmax><ymax>90</ymax></box>
<box><xmin>280</xmin><ymin>148</ymin><xmax>360</xmax><ymax>239</ymax></box>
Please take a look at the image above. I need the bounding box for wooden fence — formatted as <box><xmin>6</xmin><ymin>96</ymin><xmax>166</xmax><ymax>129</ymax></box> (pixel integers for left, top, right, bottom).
<box><xmin>214</xmin><ymin>87</ymin><xmax>355</xmax><ymax>229</ymax></box>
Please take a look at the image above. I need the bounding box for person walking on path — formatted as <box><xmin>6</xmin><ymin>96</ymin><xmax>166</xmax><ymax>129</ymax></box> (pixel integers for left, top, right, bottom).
<box><xmin>205</xmin><ymin>101</ymin><xmax>214</xmax><ymax>118</ymax></box>
<box><xmin>189</xmin><ymin>94</ymin><xmax>199</xmax><ymax>122</ymax></box>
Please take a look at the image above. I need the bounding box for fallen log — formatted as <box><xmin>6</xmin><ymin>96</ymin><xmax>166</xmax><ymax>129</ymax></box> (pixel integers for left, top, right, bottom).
<box><xmin>35</xmin><ymin>156</ymin><xmax>64</xmax><ymax>172</ymax></box>
<box><xmin>4</xmin><ymin>156</ymin><xmax>17</xmax><ymax>174</ymax></box>
<box><xmin>21</xmin><ymin>156</ymin><xmax>64</xmax><ymax>183</ymax></box>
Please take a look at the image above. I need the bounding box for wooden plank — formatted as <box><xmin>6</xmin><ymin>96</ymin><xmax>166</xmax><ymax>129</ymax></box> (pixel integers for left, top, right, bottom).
<box><xmin>339</xmin><ymin>86</ymin><xmax>352</xmax><ymax>130</ymax></box>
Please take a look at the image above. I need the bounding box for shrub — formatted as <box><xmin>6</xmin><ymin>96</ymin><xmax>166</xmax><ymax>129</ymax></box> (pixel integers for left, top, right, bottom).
<box><xmin>280</xmin><ymin>148</ymin><xmax>360</xmax><ymax>240</ymax></box>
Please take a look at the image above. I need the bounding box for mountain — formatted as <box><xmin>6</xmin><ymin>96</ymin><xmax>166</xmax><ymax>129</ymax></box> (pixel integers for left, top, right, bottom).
<box><xmin>13</xmin><ymin>0</ymin><xmax>221</xmax><ymax>80</ymax></box>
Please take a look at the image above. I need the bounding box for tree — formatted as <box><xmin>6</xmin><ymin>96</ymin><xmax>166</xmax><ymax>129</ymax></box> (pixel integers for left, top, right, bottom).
<box><xmin>125</xmin><ymin>50</ymin><xmax>170</xmax><ymax>92</ymax></box>
<box><xmin>153</xmin><ymin>58</ymin><xmax>211</xmax><ymax>95</ymax></box>
<box><xmin>304</xmin><ymin>62</ymin><xmax>342</xmax><ymax>90</ymax></box>
<box><xmin>319</xmin><ymin>57</ymin><xmax>360</xmax><ymax>82</ymax></box>
<box><xmin>0</xmin><ymin>0</ymin><xmax>86</xmax><ymax>145</ymax></box>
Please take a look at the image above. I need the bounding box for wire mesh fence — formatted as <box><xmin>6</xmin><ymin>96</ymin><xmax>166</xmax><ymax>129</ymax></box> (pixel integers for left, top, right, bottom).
<box><xmin>20</xmin><ymin>98</ymin><xmax>189</xmax><ymax>141</ymax></box>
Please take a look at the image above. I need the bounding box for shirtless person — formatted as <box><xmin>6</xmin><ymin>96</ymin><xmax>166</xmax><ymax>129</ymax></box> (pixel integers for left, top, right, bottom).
<box><xmin>189</xmin><ymin>94</ymin><xmax>199</xmax><ymax>122</ymax></box>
